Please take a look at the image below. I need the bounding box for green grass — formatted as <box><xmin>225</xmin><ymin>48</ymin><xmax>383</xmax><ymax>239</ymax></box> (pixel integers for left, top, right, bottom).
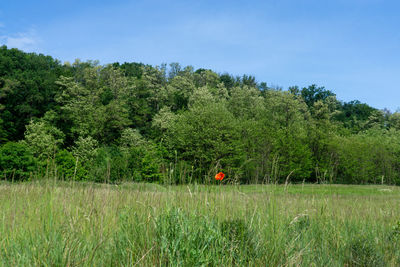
<box><xmin>1</xmin><ymin>181</ymin><xmax>400</xmax><ymax>266</ymax></box>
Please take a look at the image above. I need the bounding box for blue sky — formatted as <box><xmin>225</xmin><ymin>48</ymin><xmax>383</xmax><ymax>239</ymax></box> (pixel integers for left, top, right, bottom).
<box><xmin>1</xmin><ymin>0</ymin><xmax>399</xmax><ymax>111</ymax></box>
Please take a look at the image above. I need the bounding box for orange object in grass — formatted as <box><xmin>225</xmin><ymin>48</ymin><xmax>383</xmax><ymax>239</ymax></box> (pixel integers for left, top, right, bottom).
<box><xmin>215</xmin><ymin>172</ymin><xmax>225</xmax><ymax>181</ymax></box>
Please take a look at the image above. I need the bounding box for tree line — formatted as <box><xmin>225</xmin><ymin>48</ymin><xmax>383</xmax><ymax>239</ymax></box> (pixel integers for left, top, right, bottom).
<box><xmin>1</xmin><ymin>45</ymin><xmax>400</xmax><ymax>184</ymax></box>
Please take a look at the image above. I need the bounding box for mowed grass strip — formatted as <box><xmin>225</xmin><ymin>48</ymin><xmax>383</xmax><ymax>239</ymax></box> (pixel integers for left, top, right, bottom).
<box><xmin>1</xmin><ymin>181</ymin><xmax>400</xmax><ymax>266</ymax></box>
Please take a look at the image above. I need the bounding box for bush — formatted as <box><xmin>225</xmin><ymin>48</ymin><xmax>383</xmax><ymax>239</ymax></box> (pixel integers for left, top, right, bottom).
<box><xmin>87</xmin><ymin>146</ymin><xmax>126</xmax><ymax>182</ymax></box>
<box><xmin>0</xmin><ymin>142</ymin><xmax>37</xmax><ymax>180</ymax></box>
<box><xmin>55</xmin><ymin>149</ymin><xmax>87</xmax><ymax>180</ymax></box>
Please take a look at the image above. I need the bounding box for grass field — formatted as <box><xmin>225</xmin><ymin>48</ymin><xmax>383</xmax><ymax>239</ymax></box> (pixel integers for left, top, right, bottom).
<box><xmin>1</xmin><ymin>181</ymin><xmax>400</xmax><ymax>266</ymax></box>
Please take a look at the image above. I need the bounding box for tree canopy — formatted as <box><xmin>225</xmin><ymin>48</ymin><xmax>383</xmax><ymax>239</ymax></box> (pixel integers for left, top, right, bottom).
<box><xmin>1</xmin><ymin>46</ymin><xmax>399</xmax><ymax>184</ymax></box>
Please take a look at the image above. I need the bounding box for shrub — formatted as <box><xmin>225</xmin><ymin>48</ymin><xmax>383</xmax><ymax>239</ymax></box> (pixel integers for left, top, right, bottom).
<box><xmin>55</xmin><ymin>149</ymin><xmax>87</xmax><ymax>180</ymax></box>
<box><xmin>0</xmin><ymin>142</ymin><xmax>36</xmax><ymax>180</ymax></box>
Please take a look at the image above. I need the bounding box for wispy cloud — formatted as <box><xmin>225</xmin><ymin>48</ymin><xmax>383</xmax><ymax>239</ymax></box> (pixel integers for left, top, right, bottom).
<box><xmin>0</xmin><ymin>29</ymin><xmax>41</xmax><ymax>51</ymax></box>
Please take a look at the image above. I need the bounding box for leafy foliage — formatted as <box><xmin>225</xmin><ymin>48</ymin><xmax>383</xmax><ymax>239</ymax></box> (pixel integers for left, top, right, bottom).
<box><xmin>1</xmin><ymin>46</ymin><xmax>399</xmax><ymax>184</ymax></box>
<box><xmin>0</xmin><ymin>142</ymin><xmax>36</xmax><ymax>180</ymax></box>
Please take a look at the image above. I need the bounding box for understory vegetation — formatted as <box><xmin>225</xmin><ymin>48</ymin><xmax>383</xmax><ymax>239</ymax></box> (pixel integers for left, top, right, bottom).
<box><xmin>1</xmin><ymin>46</ymin><xmax>400</xmax><ymax>184</ymax></box>
<box><xmin>1</xmin><ymin>181</ymin><xmax>400</xmax><ymax>266</ymax></box>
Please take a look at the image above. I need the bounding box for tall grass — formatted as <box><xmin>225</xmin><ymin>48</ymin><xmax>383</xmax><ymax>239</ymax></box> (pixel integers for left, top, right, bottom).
<box><xmin>0</xmin><ymin>181</ymin><xmax>400</xmax><ymax>266</ymax></box>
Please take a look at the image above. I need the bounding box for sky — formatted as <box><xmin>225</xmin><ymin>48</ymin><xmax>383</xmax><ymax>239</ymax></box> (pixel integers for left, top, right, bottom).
<box><xmin>1</xmin><ymin>0</ymin><xmax>399</xmax><ymax>111</ymax></box>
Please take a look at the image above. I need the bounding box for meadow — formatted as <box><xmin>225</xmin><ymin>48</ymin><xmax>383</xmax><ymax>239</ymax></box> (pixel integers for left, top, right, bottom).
<box><xmin>1</xmin><ymin>181</ymin><xmax>400</xmax><ymax>266</ymax></box>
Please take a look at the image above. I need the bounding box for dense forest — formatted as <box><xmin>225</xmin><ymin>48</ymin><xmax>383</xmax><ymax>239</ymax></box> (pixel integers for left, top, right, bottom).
<box><xmin>1</xmin><ymin>45</ymin><xmax>400</xmax><ymax>184</ymax></box>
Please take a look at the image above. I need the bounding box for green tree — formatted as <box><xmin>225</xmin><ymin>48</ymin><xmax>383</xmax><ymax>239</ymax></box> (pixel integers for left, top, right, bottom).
<box><xmin>262</xmin><ymin>91</ymin><xmax>313</xmax><ymax>182</ymax></box>
<box><xmin>0</xmin><ymin>142</ymin><xmax>36</xmax><ymax>180</ymax></box>
<box><xmin>55</xmin><ymin>65</ymin><xmax>130</xmax><ymax>144</ymax></box>
<box><xmin>228</xmin><ymin>85</ymin><xmax>263</xmax><ymax>118</ymax></box>
<box><xmin>22</xmin><ymin>120</ymin><xmax>64</xmax><ymax>160</ymax></box>
<box><xmin>334</xmin><ymin>100</ymin><xmax>377</xmax><ymax>132</ymax></box>
<box><xmin>165</xmin><ymin>101</ymin><xmax>243</xmax><ymax>182</ymax></box>
<box><xmin>389</xmin><ymin>112</ymin><xmax>400</xmax><ymax>130</ymax></box>
<box><xmin>0</xmin><ymin>46</ymin><xmax>70</xmax><ymax>140</ymax></box>
<box><xmin>55</xmin><ymin>149</ymin><xmax>87</xmax><ymax>180</ymax></box>
<box><xmin>300</xmin><ymin>84</ymin><xmax>335</xmax><ymax>107</ymax></box>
